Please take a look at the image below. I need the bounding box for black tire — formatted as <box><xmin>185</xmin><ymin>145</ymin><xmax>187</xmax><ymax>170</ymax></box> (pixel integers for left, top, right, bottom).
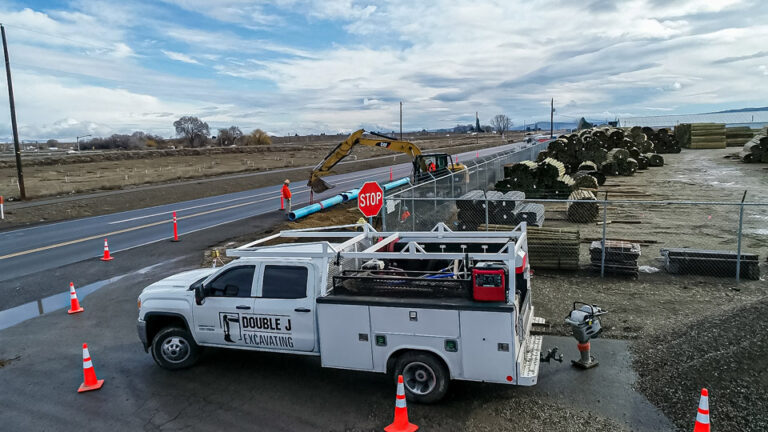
<box><xmin>151</xmin><ymin>326</ymin><xmax>201</xmax><ymax>370</ymax></box>
<box><xmin>393</xmin><ymin>351</ymin><xmax>449</xmax><ymax>404</ymax></box>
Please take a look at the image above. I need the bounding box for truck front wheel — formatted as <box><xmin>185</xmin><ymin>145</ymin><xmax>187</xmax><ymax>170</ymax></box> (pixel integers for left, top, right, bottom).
<box><xmin>151</xmin><ymin>326</ymin><xmax>201</xmax><ymax>370</ymax></box>
<box><xmin>394</xmin><ymin>352</ymin><xmax>449</xmax><ymax>404</ymax></box>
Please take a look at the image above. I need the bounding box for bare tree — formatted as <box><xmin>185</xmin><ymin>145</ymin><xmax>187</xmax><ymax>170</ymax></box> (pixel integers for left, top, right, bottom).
<box><xmin>173</xmin><ymin>116</ymin><xmax>210</xmax><ymax>147</ymax></box>
<box><xmin>244</xmin><ymin>129</ymin><xmax>272</xmax><ymax>146</ymax></box>
<box><xmin>490</xmin><ymin>114</ymin><xmax>512</xmax><ymax>137</ymax></box>
<box><xmin>216</xmin><ymin>126</ymin><xmax>243</xmax><ymax>147</ymax></box>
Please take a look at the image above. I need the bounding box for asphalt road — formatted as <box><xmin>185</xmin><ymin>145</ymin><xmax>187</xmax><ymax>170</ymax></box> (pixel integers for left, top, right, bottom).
<box><xmin>0</xmin><ymin>251</ymin><xmax>674</xmax><ymax>431</ymax></box>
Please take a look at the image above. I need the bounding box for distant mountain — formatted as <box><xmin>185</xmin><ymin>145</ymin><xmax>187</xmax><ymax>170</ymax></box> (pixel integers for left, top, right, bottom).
<box><xmin>710</xmin><ymin>107</ymin><xmax>768</xmax><ymax>114</ymax></box>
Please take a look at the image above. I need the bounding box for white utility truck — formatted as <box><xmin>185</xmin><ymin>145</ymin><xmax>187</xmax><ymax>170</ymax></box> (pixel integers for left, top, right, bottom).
<box><xmin>137</xmin><ymin>223</ymin><xmax>545</xmax><ymax>403</ymax></box>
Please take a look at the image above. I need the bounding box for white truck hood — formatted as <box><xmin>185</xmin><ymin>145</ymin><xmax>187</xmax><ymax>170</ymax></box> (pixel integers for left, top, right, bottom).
<box><xmin>141</xmin><ymin>268</ymin><xmax>215</xmax><ymax>296</ymax></box>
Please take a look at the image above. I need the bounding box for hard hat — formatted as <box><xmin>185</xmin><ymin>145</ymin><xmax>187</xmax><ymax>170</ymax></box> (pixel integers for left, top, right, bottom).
<box><xmin>284</xmin><ymin>179</ymin><xmax>290</xmax><ymax>184</ymax></box>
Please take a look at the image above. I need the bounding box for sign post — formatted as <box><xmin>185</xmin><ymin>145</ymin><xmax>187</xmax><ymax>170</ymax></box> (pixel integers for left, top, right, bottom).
<box><xmin>358</xmin><ymin>181</ymin><xmax>384</xmax><ymax>220</ymax></box>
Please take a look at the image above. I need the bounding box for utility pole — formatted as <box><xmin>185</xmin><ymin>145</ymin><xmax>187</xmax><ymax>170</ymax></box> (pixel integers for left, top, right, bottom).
<box><xmin>76</xmin><ymin>134</ymin><xmax>91</xmax><ymax>151</ymax></box>
<box><xmin>550</xmin><ymin>98</ymin><xmax>554</xmax><ymax>139</ymax></box>
<box><xmin>399</xmin><ymin>101</ymin><xmax>403</xmax><ymax>140</ymax></box>
<box><xmin>1</xmin><ymin>24</ymin><xmax>25</xmax><ymax>200</ymax></box>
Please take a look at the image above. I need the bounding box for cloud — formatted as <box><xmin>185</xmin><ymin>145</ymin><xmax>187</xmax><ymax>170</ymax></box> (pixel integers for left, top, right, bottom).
<box><xmin>162</xmin><ymin>50</ymin><xmax>200</xmax><ymax>64</ymax></box>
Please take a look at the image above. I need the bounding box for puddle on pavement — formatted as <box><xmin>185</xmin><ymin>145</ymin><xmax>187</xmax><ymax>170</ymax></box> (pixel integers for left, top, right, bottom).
<box><xmin>0</xmin><ymin>258</ymin><xmax>182</xmax><ymax>331</ymax></box>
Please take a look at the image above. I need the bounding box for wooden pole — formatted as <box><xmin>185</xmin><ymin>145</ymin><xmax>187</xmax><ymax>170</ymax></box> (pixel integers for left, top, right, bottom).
<box><xmin>1</xmin><ymin>25</ymin><xmax>25</xmax><ymax>200</ymax></box>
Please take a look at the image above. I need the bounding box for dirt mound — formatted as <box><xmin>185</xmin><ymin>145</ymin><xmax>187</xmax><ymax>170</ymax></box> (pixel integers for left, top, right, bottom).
<box><xmin>632</xmin><ymin>295</ymin><xmax>768</xmax><ymax>431</ymax></box>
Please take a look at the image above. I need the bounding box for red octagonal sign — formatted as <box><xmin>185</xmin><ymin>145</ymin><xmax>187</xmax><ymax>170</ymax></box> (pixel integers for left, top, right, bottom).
<box><xmin>358</xmin><ymin>181</ymin><xmax>384</xmax><ymax>217</ymax></box>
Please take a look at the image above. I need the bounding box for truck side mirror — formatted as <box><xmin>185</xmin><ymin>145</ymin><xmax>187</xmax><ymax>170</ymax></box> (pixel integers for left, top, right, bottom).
<box><xmin>195</xmin><ymin>285</ymin><xmax>205</xmax><ymax>305</ymax></box>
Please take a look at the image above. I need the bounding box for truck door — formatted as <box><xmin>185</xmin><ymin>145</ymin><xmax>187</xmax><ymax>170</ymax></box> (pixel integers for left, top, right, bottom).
<box><xmin>193</xmin><ymin>265</ymin><xmax>257</xmax><ymax>347</ymax></box>
<box><xmin>250</xmin><ymin>263</ymin><xmax>316</xmax><ymax>352</ymax></box>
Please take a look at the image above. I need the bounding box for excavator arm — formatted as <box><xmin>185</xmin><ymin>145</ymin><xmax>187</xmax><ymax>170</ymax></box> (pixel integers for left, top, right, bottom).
<box><xmin>308</xmin><ymin>129</ymin><xmax>422</xmax><ymax>193</ymax></box>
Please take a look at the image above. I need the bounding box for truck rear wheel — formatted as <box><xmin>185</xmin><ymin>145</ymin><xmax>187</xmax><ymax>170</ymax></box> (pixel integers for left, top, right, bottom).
<box><xmin>394</xmin><ymin>352</ymin><xmax>449</xmax><ymax>404</ymax></box>
<box><xmin>151</xmin><ymin>326</ymin><xmax>201</xmax><ymax>370</ymax></box>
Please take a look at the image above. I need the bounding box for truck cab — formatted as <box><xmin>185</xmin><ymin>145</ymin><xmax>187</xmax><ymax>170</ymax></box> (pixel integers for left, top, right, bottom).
<box><xmin>137</xmin><ymin>223</ymin><xmax>543</xmax><ymax>403</ymax></box>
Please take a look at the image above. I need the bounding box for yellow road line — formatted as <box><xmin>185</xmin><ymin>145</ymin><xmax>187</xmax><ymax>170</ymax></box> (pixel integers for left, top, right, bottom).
<box><xmin>0</xmin><ymin>196</ymin><xmax>269</xmax><ymax>261</ymax></box>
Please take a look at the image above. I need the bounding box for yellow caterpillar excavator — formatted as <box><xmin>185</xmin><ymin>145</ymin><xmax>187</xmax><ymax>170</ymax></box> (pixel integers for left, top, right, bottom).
<box><xmin>308</xmin><ymin>129</ymin><xmax>467</xmax><ymax>193</ymax></box>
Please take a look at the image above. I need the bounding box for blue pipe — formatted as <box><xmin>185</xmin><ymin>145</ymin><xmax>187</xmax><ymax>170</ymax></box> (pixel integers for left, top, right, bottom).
<box><xmin>383</xmin><ymin>177</ymin><xmax>409</xmax><ymax>190</ymax></box>
<box><xmin>289</xmin><ymin>177</ymin><xmax>410</xmax><ymax>221</ymax></box>
<box><xmin>289</xmin><ymin>194</ymin><xmax>344</xmax><ymax>221</ymax></box>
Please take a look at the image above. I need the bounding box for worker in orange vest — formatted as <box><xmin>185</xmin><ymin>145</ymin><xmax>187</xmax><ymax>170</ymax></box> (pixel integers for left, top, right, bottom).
<box><xmin>281</xmin><ymin>179</ymin><xmax>292</xmax><ymax>212</ymax></box>
<box><xmin>428</xmin><ymin>161</ymin><xmax>436</xmax><ymax>172</ymax></box>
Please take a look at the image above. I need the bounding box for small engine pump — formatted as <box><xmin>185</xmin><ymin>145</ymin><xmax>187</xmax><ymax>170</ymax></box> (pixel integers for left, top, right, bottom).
<box><xmin>564</xmin><ymin>302</ymin><xmax>608</xmax><ymax>369</ymax></box>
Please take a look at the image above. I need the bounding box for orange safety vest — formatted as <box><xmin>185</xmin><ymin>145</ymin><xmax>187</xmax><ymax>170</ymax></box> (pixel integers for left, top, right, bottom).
<box><xmin>281</xmin><ymin>184</ymin><xmax>292</xmax><ymax>199</ymax></box>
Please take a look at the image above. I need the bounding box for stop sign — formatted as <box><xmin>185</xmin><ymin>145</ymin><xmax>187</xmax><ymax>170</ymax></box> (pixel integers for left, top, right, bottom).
<box><xmin>358</xmin><ymin>181</ymin><xmax>384</xmax><ymax>217</ymax></box>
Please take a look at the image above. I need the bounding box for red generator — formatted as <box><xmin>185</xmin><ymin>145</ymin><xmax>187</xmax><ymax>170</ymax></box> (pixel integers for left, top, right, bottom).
<box><xmin>472</xmin><ymin>262</ymin><xmax>509</xmax><ymax>302</ymax></box>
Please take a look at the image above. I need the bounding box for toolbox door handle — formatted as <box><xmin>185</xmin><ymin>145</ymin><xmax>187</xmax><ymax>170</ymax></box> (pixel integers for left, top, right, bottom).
<box><xmin>236</xmin><ymin>305</ymin><xmax>251</xmax><ymax>310</ymax></box>
<box><xmin>295</xmin><ymin>307</ymin><xmax>311</xmax><ymax>313</ymax></box>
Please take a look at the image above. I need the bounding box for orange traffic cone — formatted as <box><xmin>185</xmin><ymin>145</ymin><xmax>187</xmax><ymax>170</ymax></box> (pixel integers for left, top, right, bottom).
<box><xmin>384</xmin><ymin>375</ymin><xmax>418</xmax><ymax>432</ymax></box>
<box><xmin>693</xmin><ymin>388</ymin><xmax>710</xmax><ymax>432</ymax></box>
<box><xmin>67</xmin><ymin>282</ymin><xmax>84</xmax><ymax>314</ymax></box>
<box><xmin>101</xmin><ymin>238</ymin><xmax>113</xmax><ymax>261</ymax></box>
<box><xmin>78</xmin><ymin>343</ymin><xmax>104</xmax><ymax>393</ymax></box>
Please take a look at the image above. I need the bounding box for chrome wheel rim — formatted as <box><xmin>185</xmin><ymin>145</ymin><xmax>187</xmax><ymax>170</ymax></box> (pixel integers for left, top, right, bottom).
<box><xmin>403</xmin><ymin>361</ymin><xmax>437</xmax><ymax>395</ymax></box>
<box><xmin>161</xmin><ymin>336</ymin><xmax>190</xmax><ymax>363</ymax></box>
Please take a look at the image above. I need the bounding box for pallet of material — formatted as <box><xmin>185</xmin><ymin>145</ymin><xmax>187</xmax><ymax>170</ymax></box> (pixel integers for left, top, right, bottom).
<box><xmin>675</xmin><ymin>123</ymin><xmax>726</xmax><ymax>149</ymax></box>
<box><xmin>725</xmin><ymin>126</ymin><xmax>755</xmax><ymax>147</ymax></box>
<box><xmin>590</xmin><ymin>240</ymin><xmax>641</xmax><ymax>276</ymax></box>
<box><xmin>481</xmin><ymin>225</ymin><xmax>580</xmax><ymax>271</ymax></box>
<box><xmin>660</xmin><ymin>248</ymin><xmax>760</xmax><ymax>280</ymax></box>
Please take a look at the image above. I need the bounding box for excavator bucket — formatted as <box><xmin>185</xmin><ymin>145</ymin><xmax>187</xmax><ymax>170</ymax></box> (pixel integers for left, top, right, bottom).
<box><xmin>309</xmin><ymin>177</ymin><xmax>334</xmax><ymax>194</ymax></box>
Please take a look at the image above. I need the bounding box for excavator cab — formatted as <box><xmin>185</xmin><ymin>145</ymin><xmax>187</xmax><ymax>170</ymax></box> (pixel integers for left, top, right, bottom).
<box><xmin>413</xmin><ymin>154</ymin><xmax>453</xmax><ymax>183</ymax></box>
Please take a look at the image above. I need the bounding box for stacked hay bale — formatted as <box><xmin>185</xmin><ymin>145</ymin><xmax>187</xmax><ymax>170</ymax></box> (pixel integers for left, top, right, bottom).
<box><xmin>495</xmin><ymin>158</ymin><xmax>575</xmax><ymax>198</ymax></box>
<box><xmin>726</xmin><ymin>126</ymin><xmax>755</xmax><ymax>147</ymax></box>
<box><xmin>741</xmin><ymin>133</ymin><xmax>768</xmax><ymax>163</ymax></box>
<box><xmin>567</xmin><ymin>190</ymin><xmax>599</xmax><ymax>223</ymax></box>
<box><xmin>601</xmin><ymin>148</ymin><xmax>637</xmax><ymax>176</ymax></box>
<box><xmin>644</xmin><ymin>127</ymin><xmax>681</xmax><ymax>153</ymax></box>
<box><xmin>675</xmin><ymin>123</ymin><xmax>726</xmax><ymax>149</ymax></box>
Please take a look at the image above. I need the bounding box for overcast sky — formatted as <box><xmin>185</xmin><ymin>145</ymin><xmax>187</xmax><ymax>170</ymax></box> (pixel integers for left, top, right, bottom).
<box><xmin>0</xmin><ymin>0</ymin><xmax>766</xmax><ymax>140</ymax></box>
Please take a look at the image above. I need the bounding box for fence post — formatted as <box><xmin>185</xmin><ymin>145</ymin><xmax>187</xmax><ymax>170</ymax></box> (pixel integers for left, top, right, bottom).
<box><xmin>450</xmin><ymin>170</ymin><xmax>454</xmax><ymax>197</ymax></box>
<box><xmin>484</xmin><ymin>192</ymin><xmax>489</xmax><ymax>231</ymax></box>
<box><xmin>484</xmin><ymin>161</ymin><xmax>489</xmax><ymax>190</ymax></box>
<box><xmin>411</xmin><ymin>190</ymin><xmax>416</xmax><ymax>231</ymax></box>
<box><xmin>381</xmin><ymin>193</ymin><xmax>387</xmax><ymax>232</ymax></box>
<box><xmin>600</xmin><ymin>193</ymin><xmax>608</xmax><ymax>278</ymax></box>
<box><xmin>736</xmin><ymin>191</ymin><xmax>746</xmax><ymax>283</ymax></box>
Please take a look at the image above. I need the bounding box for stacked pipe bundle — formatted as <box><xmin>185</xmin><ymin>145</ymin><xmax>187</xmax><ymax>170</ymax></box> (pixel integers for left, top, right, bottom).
<box><xmin>455</xmin><ymin>190</ymin><xmax>528</xmax><ymax>229</ymax></box>
<box><xmin>726</xmin><ymin>126</ymin><xmax>756</xmax><ymax>147</ymax></box>
<box><xmin>601</xmin><ymin>148</ymin><xmax>637</xmax><ymax>176</ymax></box>
<box><xmin>456</xmin><ymin>190</ymin><xmax>488</xmax><ymax>230</ymax></box>
<box><xmin>675</xmin><ymin>123</ymin><xmax>726</xmax><ymax>149</ymax></box>
<box><xmin>567</xmin><ymin>190</ymin><xmax>599</xmax><ymax>223</ymax></box>
<box><xmin>514</xmin><ymin>203</ymin><xmax>545</xmax><ymax>227</ymax></box>
<box><xmin>495</xmin><ymin>158</ymin><xmax>575</xmax><ymax>198</ymax></box>
<box><xmin>643</xmin><ymin>127</ymin><xmax>681</xmax><ymax>154</ymax></box>
<box><xmin>741</xmin><ymin>133</ymin><xmax>768</xmax><ymax>163</ymax></box>
<box><xmin>479</xmin><ymin>226</ymin><xmax>579</xmax><ymax>271</ymax></box>
<box><xmin>589</xmin><ymin>240</ymin><xmax>641</xmax><ymax>276</ymax></box>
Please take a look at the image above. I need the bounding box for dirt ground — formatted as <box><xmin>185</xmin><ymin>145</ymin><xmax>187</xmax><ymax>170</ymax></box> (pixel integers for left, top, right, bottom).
<box><xmin>0</xmin><ymin>133</ymin><xmax>517</xmax><ymax>200</ymax></box>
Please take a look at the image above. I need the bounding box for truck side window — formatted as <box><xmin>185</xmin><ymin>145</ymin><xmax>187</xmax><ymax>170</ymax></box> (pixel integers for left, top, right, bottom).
<box><xmin>208</xmin><ymin>265</ymin><xmax>256</xmax><ymax>298</ymax></box>
<box><xmin>262</xmin><ymin>265</ymin><xmax>308</xmax><ymax>299</ymax></box>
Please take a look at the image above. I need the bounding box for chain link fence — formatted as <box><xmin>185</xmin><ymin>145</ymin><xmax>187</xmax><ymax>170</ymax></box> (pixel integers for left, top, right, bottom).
<box><xmin>381</xmin><ymin>143</ymin><xmax>767</xmax><ymax>282</ymax></box>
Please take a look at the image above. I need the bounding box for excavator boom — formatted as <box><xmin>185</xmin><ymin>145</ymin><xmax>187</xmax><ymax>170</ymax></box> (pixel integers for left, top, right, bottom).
<box><xmin>308</xmin><ymin>129</ymin><xmax>422</xmax><ymax>193</ymax></box>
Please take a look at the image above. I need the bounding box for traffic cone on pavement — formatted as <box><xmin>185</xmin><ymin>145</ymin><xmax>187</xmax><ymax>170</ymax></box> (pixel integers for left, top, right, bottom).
<box><xmin>693</xmin><ymin>388</ymin><xmax>710</xmax><ymax>432</ymax></box>
<box><xmin>101</xmin><ymin>238</ymin><xmax>113</xmax><ymax>261</ymax></box>
<box><xmin>67</xmin><ymin>282</ymin><xmax>84</xmax><ymax>314</ymax></box>
<box><xmin>78</xmin><ymin>343</ymin><xmax>104</xmax><ymax>393</ymax></box>
<box><xmin>384</xmin><ymin>375</ymin><xmax>418</xmax><ymax>432</ymax></box>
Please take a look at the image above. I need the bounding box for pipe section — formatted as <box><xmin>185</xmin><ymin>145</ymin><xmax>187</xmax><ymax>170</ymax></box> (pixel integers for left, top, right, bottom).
<box><xmin>289</xmin><ymin>177</ymin><xmax>410</xmax><ymax>221</ymax></box>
